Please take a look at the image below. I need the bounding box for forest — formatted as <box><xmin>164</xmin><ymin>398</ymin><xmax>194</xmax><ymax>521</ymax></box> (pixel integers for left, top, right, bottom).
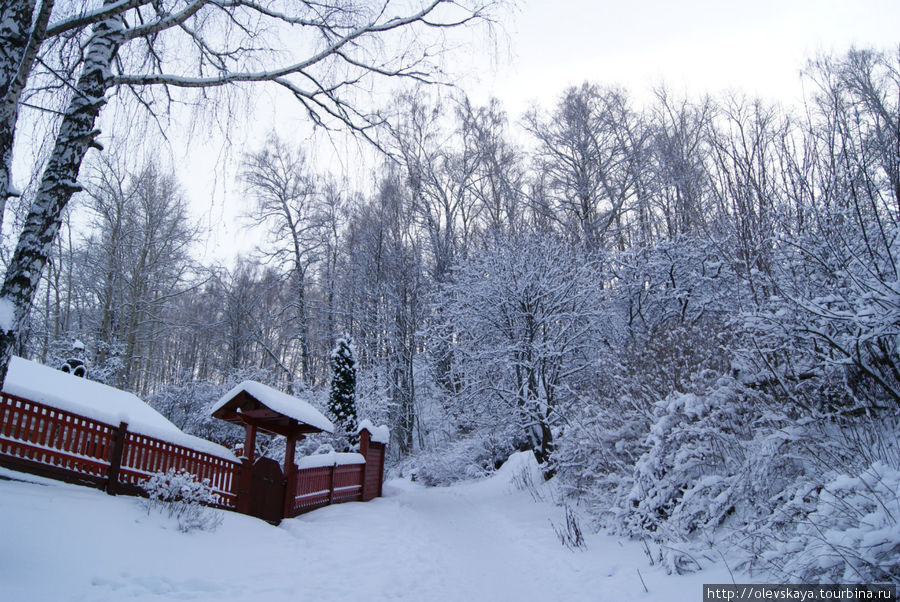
<box><xmin>1</xmin><ymin>0</ymin><xmax>898</xmax><ymax>585</ymax></box>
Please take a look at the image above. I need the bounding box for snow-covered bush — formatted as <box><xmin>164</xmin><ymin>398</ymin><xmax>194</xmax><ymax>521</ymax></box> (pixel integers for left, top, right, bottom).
<box><xmin>394</xmin><ymin>434</ymin><xmax>517</xmax><ymax>487</ymax></box>
<box><xmin>30</xmin><ymin>334</ymin><xmax>126</xmax><ymax>385</ymax></box>
<box><xmin>551</xmin><ymin>392</ymin><xmax>651</xmax><ymax>524</ymax></box>
<box><xmin>149</xmin><ymin>367</ymin><xmax>281</xmax><ymax>446</ymax></box>
<box><xmin>773</xmin><ymin>462</ymin><xmax>900</xmax><ymax>583</ymax></box>
<box><xmin>759</xmin><ymin>416</ymin><xmax>900</xmax><ymax>583</ymax></box>
<box><xmin>623</xmin><ymin>374</ymin><xmax>752</xmax><ymax>539</ymax></box>
<box><xmin>140</xmin><ymin>469</ymin><xmax>223</xmax><ymax>533</ymax></box>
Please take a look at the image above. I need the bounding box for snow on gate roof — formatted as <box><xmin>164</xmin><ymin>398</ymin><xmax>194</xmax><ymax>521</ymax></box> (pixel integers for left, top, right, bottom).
<box><xmin>2</xmin><ymin>356</ymin><xmax>235</xmax><ymax>460</ymax></box>
<box><xmin>210</xmin><ymin>380</ymin><xmax>334</xmax><ymax>436</ymax></box>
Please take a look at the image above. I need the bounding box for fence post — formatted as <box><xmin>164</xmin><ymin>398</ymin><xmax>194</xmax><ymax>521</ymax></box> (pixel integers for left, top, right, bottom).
<box><xmin>328</xmin><ymin>463</ymin><xmax>336</xmax><ymax>505</ymax></box>
<box><xmin>282</xmin><ymin>435</ymin><xmax>297</xmax><ymax>519</ymax></box>
<box><xmin>236</xmin><ymin>458</ymin><xmax>253</xmax><ymax>515</ymax></box>
<box><xmin>376</xmin><ymin>443</ymin><xmax>385</xmax><ymax>498</ymax></box>
<box><xmin>105</xmin><ymin>421</ymin><xmax>129</xmax><ymax>495</ymax></box>
<box><xmin>359</xmin><ymin>428</ymin><xmax>371</xmax><ymax>501</ymax></box>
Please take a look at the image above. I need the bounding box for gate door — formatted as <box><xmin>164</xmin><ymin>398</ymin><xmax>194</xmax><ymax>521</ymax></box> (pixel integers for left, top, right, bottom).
<box><xmin>248</xmin><ymin>457</ymin><xmax>285</xmax><ymax>523</ymax></box>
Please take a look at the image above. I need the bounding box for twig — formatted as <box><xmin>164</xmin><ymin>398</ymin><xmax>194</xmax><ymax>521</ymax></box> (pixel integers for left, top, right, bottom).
<box><xmin>717</xmin><ymin>549</ymin><xmax>736</xmax><ymax>585</ymax></box>
<box><xmin>636</xmin><ymin>568</ymin><xmax>648</xmax><ymax>593</ymax></box>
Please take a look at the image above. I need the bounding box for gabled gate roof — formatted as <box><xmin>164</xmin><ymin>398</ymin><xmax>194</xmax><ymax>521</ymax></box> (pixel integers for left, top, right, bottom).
<box><xmin>210</xmin><ymin>381</ymin><xmax>334</xmax><ymax>437</ymax></box>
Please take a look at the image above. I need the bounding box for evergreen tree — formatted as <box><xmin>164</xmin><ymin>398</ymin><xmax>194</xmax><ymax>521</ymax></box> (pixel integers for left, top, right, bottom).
<box><xmin>328</xmin><ymin>337</ymin><xmax>358</xmax><ymax>449</ymax></box>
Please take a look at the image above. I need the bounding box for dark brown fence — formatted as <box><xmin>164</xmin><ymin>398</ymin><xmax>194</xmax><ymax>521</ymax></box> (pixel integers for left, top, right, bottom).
<box><xmin>0</xmin><ymin>392</ymin><xmax>386</xmax><ymax>521</ymax></box>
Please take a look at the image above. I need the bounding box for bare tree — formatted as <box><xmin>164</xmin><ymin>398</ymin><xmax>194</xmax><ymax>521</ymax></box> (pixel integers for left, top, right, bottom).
<box><xmin>706</xmin><ymin>95</ymin><xmax>788</xmax><ymax>305</ymax></box>
<box><xmin>647</xmin><ymin>87</ymin><xmax>714</xmax><ymax>240</ymax></box>
<box><xmin>526</xmin><ymin>83</ymin><xmax>649</xmax><ymax>250</ymax></box>
<box><xmin>0</xmin><ymin>0</ymin><xmax>501</xmax><ymax>382</ymax></box>
<box><xmin>317</xmin><ymin>176</ymin><xmax>349</xmax><ymax>350</ymax></box>
<box><xmin>390</xmin><ymin>92</ymin><xmax>480</xmax><ymax>282</ymax></box>
<box><xmin>81</xmin><ymin>158</ymin><xmax>198</xmax><ymax>391</ymax></box>
<box><xmin>338</xmin><ymin>168</ymin><xmax>424</xmax><ymax>455</ymax></box>
<box><xmin>457</xmin><ymin>96</ymin><xmax>525</xmax><ymax>236</ymax></box>
<box><xmin>241</xmin><ymin>135</ymin><xmax>323</xmax><ymax>384</ymax></box>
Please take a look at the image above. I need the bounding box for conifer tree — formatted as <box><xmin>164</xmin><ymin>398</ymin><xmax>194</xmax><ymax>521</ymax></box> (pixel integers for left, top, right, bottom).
<box><xmin>328</xmin><ymin>337</ymin><xmax>358</xmax><ymax>449</ymax></box>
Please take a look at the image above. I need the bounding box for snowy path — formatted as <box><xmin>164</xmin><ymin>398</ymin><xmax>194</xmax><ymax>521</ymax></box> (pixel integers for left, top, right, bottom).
<box><xmin>0</xmin><ymin>458</ymin><xmax>733</xmax><ymax>601</ymax></box>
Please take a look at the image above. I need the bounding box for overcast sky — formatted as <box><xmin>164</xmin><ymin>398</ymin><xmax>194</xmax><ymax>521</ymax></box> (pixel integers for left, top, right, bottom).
<box><xmin>185</xmin><ymin>0</ymin><xmax>900</xmax><ymax>262</ymax></box>
<box><xmin>464</xmin><ymin>0</ymin><xmax>900</xmax><ymax>112</ymax></box>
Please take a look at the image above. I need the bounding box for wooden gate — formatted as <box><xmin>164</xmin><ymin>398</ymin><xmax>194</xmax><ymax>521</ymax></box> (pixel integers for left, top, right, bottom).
<box><xmin>247</xmin><ymin>457</ymin><xmax>285</xmax><ymax>523</ymax></box>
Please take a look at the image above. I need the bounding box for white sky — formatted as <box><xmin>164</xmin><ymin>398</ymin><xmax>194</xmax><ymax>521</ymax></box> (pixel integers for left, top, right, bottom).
<box><xmin>465</xmin><ymin>0</ymin><xmax>900</xmax><ymax>113</ymax></box>
<box><xmin>176</xmin><ymin>0</ymin><xmax>900</xmax><ymax>263</ymax></box>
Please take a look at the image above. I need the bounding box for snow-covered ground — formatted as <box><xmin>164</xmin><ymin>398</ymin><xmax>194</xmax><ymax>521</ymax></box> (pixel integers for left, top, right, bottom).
<box><xmin>0</xmin><ymin>454</ymin><xmax>735</xmax><ymax>601</ymax></box>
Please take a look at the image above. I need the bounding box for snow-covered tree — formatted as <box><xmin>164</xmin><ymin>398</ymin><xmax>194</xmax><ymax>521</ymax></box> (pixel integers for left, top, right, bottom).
<box><xmin>82</xmin><ymin>156</ymin><xmax>198</xmax><ymax>392</ymax></box>
<box><xmin>328</xmin><ymin>337</ymin><xmax>358</xmax><ymax>450</ymax></box>
<box><xmin>336</xmin><ymin>169</ymin><xmax>424</xmax><ymax>456</ymax></box>
<box><xmin>429</xmin><ymin>232</ymin><xmax>602</xmax><ymax>465</ymax></box>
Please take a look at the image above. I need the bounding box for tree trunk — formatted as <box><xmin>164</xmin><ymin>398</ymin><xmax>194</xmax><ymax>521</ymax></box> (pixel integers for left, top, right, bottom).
<box><xmin>0</xmin><ymin>0</ymin><xmax>54</xmax><ymax>230</ymax></box>
<box><xmin>0</xmin><ymin>9</ymin><xmax>121</xmax><ymax>383</ymax></box>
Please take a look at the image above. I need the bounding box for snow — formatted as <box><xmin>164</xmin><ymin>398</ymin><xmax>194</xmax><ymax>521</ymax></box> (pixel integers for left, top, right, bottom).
<box><xmin>493</xmin><ymin>449</ymin><xmax>543</xmax><ymax>483</ymax></box>
<box><xmin>0</xmin><ymin>455</ymin><xmax>738</xmax><ymax>602</ymax></box>
<box><xmin>2</xmin><ymin>357</ymin><xmax>235</xmax><ymax>461</ymax></box>
<box><xmin>357</xmin><ymin>418</ymin><xmax>390</xmax><ymax>444</ymax></box>
<box><xmin>0</xmin><ymin>296</ymin><xmax>15</xmax><ymax>331</ymax></box>
<box><xmin>297</xmin><ymin>452</ymin><xmax>365</xmax><ymax>469</ymax></box>
<box><xmin>210</xmin><ymin>380</ymin><xmax>334</xmax><ymax>433</ymax></box>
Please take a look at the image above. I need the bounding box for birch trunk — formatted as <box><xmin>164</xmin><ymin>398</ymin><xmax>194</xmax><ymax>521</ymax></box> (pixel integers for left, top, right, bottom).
<box><xmin>0</xmin><ymin>0</ymin><xmax>53</xmax><ymax>231</ymax></box>
<box><xmin>0</xmin><ymin>7</ymin><xmax>121</xmax><ymax>382</ymax></box>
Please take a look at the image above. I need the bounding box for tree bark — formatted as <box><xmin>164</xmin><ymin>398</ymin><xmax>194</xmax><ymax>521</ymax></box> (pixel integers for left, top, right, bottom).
<box><xmin>0</xmin><ymin>0</ymin><xmax>54</xmax><ymax>230</ymax></box>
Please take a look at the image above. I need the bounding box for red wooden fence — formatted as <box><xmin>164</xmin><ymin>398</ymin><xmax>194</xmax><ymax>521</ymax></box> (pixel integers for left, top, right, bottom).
<box><xmin>290</xmin><ymin>462</ymin><xmax>366</xmax><ymax>515</ymax></box>
<box><xmin>118</xmin><ymin>431</ymin><xmax>241</xmax><ymax>508</ymax></box>
<box><xmin>0</xmin><ymin>393</ymin><xmax>120</xmax><ymax>488</ymax></box>
<box><xmin>293</xmin><ymin>465</ymin><xmax>337</xmax><ymax>513</ymax></box>
<box><xmin>0</xmin><ymin>392</ymin><xmax>242</xmax><ymax>506</ymax></box>
<box><xmin>0</xmin><ymin>392</ymin><xmax>386</xmax><ymax>520</ymax></box>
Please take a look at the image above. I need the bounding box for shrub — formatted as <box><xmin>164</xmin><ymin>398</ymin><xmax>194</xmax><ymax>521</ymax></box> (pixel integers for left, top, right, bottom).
<box><xmin>140</xmin><ymin>468</ymin><xmax>223</xmax><ymax>533</ymax></box>
<box><xmin>768</xmin><ymin>462</ymin><xmax>900</xmax><ymax>583</ymax></box>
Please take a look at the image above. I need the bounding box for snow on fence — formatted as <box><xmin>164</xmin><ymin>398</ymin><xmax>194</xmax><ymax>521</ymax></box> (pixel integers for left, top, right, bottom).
<box><xmin>0</xmin><ymin>392</ymin><xmax>242</xmax><ymax>507</ymax></box>
<box><xmin>0</xmin><ymin>391</ymin><xmax>386</xmax><ymax>520</ymax></box>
